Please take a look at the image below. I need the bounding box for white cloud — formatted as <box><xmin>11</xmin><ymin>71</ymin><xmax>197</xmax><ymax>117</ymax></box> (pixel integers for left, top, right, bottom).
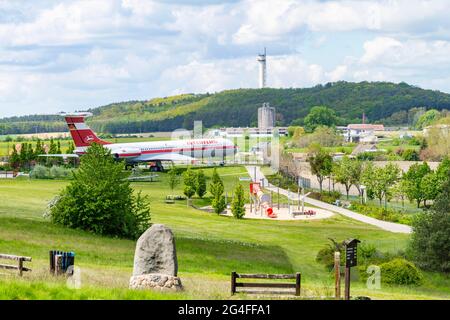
<box><xmin>1</xmin><ymin>0</ymin><xmax>450</xmax><ymax>117</ymax></box>
<box><xmin>360</xmin><ymin>37</ymin><xmax>450</xmax><ymax>67</ymax></box>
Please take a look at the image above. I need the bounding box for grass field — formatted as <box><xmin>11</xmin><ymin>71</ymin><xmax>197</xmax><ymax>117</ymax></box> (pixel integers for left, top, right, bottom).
<box><xmin>0</xmin><ymin>166</ymin><xmax>449</xmax><ymax>300</ymax></box>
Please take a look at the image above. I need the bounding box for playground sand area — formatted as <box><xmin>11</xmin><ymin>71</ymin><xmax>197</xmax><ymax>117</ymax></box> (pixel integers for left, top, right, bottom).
<box><xmin>223</xmin><ymin>204</ymin><xmax>335</xmax><ymax>221</ymax></box>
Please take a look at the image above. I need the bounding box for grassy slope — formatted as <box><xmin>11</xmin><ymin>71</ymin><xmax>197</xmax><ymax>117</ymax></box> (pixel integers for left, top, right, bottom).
<box><xmin>0</xmin><ymin>167</ymin><xmax>449</xmax><ymax>300</ymax></box>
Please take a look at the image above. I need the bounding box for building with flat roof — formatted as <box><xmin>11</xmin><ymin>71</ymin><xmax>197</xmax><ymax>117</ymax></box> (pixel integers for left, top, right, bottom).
<box><xmin>258</xmin><ymin>102</ymin><xmax>275</xmax><ymax>129</ymax></box>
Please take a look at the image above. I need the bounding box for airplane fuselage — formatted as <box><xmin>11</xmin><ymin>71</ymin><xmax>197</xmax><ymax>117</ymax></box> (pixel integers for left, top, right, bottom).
<box><xmin>75</xmin><ymin>138</ymin><xmax>237</xmax><ymax>163</ymax></box>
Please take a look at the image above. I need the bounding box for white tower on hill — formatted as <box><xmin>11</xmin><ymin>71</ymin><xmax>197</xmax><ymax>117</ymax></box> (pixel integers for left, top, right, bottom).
<box><xmin>257</xmin><ymin>48</ymin><xmax>267</xmax><ymax>88</ymax></box>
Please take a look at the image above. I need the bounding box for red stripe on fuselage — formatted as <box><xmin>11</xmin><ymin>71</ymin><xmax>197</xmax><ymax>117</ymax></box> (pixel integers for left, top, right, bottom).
<box><xmin>75</xmin><ymin>145</ymin><xmax>236</xmax><ymax>156</ymax></box>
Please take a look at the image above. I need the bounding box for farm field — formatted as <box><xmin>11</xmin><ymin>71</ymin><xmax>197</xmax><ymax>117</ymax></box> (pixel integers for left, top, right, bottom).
<box><xmin>0</xmin><ymin>166</ymin><xmax>449</xmax><ymax>300</ymax></box>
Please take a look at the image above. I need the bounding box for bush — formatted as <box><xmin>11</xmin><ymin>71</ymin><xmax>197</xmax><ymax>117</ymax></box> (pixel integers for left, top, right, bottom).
<box><xmin>30</xmin><ymin>165</ymin><xmax>73</xmax><ymax>179</ymax></box>
<box><xmin>402</xmin><ymin>149</ymin><xmax>420</xmax><ymax>161</ymax></box>
<box><xmin>308</xmin><ymin>191</ymin><xmax>340</xmax><ymax>204</ymax></box>
<box><xmin>30</xmin><ymin>165</ymin><xmax>50</xmax><ymax>179</ymax></box>
<box><xmin>49</xmin><ymin>143</ymin><xmax>151</xmax><ymax>239</ymax></box>
<box><xmin>350</xmin><ymin>202</ymin><xmax>413</xmax><ymax>225</ymax></box>
<box><xmin>379</xmin><ymin>259</ymin><xmax>423</xmax><ymax>286</ymax></box>
<box><xmin>316</xmin><ymin>241</ymin><xmax>346</xmax><ymax>270</ymax></box>
<box><xmin>50</xmin><ymin>165</ymin><xmax>72</xmax><ymax>179</ymax></box>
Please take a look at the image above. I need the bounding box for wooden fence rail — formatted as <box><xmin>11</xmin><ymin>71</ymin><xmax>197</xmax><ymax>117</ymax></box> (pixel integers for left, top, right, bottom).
<box><xmin>0</xmin><ymin>254</ymin><xmax>32</xmax><ymax>276</ymax></box>
<box><xmin>231</xmin><ymin>272</ymin><xmax>301</xmax><ymax>296</ymax></box>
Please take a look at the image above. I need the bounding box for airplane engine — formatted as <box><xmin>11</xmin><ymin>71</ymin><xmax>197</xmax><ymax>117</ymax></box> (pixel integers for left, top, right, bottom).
<box><xmin>111</xmin><ymin>147</ymin><xmax>142</xmax><ymax>159</ymax></box>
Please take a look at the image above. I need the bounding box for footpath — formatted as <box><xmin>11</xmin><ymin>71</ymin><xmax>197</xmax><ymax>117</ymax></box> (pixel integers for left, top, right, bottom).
<box><xmin>245</xmin><ymin>166</ymin><xmax>412</xmax><ymax>234</ymax></box>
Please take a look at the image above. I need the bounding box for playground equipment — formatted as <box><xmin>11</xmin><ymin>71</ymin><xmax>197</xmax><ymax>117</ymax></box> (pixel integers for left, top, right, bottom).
<box><xmin>250</xmin><ymin>182</ymin><xmax>277</xmax><ymax>218</ymax></box>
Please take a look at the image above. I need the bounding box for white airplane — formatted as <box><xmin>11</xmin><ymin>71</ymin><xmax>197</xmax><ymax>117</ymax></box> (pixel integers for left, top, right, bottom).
<box><xmin>58</xmin><ymin>112</ymin><xmax>237</xmax><ymax>171</ymax></box>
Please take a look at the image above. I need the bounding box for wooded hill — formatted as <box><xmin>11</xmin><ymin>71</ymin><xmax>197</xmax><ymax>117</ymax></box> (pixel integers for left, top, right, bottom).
<box><xmin>2</xmin><ymin>81</ymin><xmax>450</xmax><ymax>135</ymax></box>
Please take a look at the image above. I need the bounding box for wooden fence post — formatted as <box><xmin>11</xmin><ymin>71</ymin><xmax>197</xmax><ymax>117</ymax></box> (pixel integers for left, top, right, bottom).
<box><xmin>18</xmin><ymin>258</ymin><xmax>23</xmax><ymax>277</ymax></box>
<box><xmin>295</xmin><ymin>272</ymin><xmax>301</xmax><ymax>296</ymax></box>
<box><xmin>231</xmin><ymin>271</ymin><xmax>237</xmax><ymax>295</ymax></box>
<box><xmin>344</xmin><ymin>267</ymin><xmax>351</xmax><ymax>300</ymax></box>
<box><xmin>334</xmin><ymin>251</ymin><xmax>341</xmax><ymax>300</ymax></box>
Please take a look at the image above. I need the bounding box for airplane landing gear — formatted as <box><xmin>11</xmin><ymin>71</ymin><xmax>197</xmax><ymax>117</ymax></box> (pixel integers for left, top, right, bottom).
<box><xmin>149</xmin><ymin>160</ymin><xmax>164</xmax><ymax>172</ymax></box>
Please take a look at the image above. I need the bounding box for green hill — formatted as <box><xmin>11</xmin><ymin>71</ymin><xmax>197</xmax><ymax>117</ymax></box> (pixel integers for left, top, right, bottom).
<box><xmin>2</xmin><ymin>81</ymin><xmax>450</xmax><ymax>135</ymax></box>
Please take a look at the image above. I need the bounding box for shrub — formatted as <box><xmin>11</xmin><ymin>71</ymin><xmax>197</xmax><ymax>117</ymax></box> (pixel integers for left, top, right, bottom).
<box><xmin>349</xmin><ymin>202</ymin><xmax>413</xmax><ymax>225</ymax></box>
<box><xmin>30</xmin><ymin>165</ymin><xmax>50</xmax><ymax>179</ymax></box>
<box><xmin>379</xmin><ymin>259</ymin><xmax>423</xmax><ymax>286</ymax></box>
<box><xmin>49</xmin><ymin>143</ymin><xmax>151</xmax><ymax>239</ymax></box>
<box><xmin>402</xmin><ymin>149</ymin><xmax>420</xmax><ymax>161</ymax></box>
<box><xmin>50</xmin><ymin>165</ymin><xmax>72</xmax><ymax>179</ymax></box>
<box><xmin>30</xmin><ymin>165</ymin><xmax>73</xmax><ymax>179</ymax></box>
<box><xmin>316</xmin><ymin>241</ymin><xmax>346</xmax><ymax>270</ymax></box>
<box><xmin>308</xmin><ymin>191</ymin><xmax>340</xmax><ymax>204</ymax></box>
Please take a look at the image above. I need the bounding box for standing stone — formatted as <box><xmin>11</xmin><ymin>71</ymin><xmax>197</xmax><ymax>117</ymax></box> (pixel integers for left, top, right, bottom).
<box><xmin>129</xmin><ymin>224</ymin><xmax>182</xmax><ymax>291</ymax></box>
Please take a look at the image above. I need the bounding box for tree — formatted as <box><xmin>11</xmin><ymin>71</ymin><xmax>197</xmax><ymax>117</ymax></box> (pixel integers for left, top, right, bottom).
<box><xmin>66</xmin><ymin>141</ymin><xmax>75</xmax><ymax>154</ymax></box>
<box><xmin>168</xmin><ymin>167</ymin><xmax>180</xmax><ymax>192</ymax></box>
<box><xmin>9</xmin><ymin>145</ymin><xmax>20</xmax><ymax>169</ymax></box>
<box><xmin>392</xmin><ymin>179</ymin><xmax>409</xmax><ymax>208</ymax></box>
<box><xmin>210</xmin><ymin>181</ymin><xmax>226</xmax><ymax>214</ymax></box>
<box><xmin>195</xmin><ymin>169</ymin><xmax>207</xmax><ymax>198</ymax></box>
<box><xmin>436</xmin><ymin>157</ymin><xmax>450</xmax><ymax>187</ymax></box>
<box><xmin>209</xmin><ymin>167</ymin><xmax>223</xmax><ymax>195</ymax></box>
<box><xmin>421</xmin><ymin>172</ymin><xmax>440</xmax><ymax>207</ymax></box>
<box><xmin>332</xmin><ymin>157</ymin><xmax>353</xmax><ymax>199</ymax></box>
<box><xmin>415</xmin><ymin>109</ymin><xmax>441</xmax><ymax>129</ymax></box>
<box><xmin>49</xmin><ymin>143</ymin><xmax>151</xmax><ymax>239</ymax></box>
<box><xmin>408</xmin><ymin>173</ymin><xmax>450</xmax><ymax>272</ymax></box>
<box><xmin>49</xmin><ymin>138</ymin><xmax>58</xmax><ymax>154</ymax></box>
<box><xmin>34</xmin><ymin>139</ymin><xmax>46</xmax><ymax>165</ymax></box>
<box><xmin>231</xmin><ymin>183</ymin><xmax>246</xmax><ymax>219</ymax></box>
<box><xmin>56</xmin><ymin>140</ymin><xmax>62</xmax><ymax>154</ymax></box>
<box><xmin>210</xmin><ymin>168</ymin><xmax>223</xmax><ymax>187</ymax></box>
<box><xmin>304</xmin><ymin>106</ymin><xmax>338</xmax><ymax>132</ymax></box>
<box><xmin>403</xmin><ymin>162</ymin><xmax>432</xmax><ymax>208</ymax></box>
<box><xmin>362</xmin><ymin>163</ymin><xmax>400</xmax><ymax>207</ymax></box>
<box><xmin>307</xmin><ymin>145</ymin><xmax>333</xmax><ymax>192</ymax></box>
<box><xmin>183</xmin><ymin>168</ymin><xmax>196</xmax><ymax>199</ymax></box>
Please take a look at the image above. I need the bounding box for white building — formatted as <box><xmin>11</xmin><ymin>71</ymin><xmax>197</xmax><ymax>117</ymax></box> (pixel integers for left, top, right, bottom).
<box><xmin>258</xmin><ymin>103</ymin><xmax>275</xmax><ymax>129</ymax></box>
<box><xmin>207</xmin><ymin>127</ymin><xmax>288</xmax><ymax>138</ymax></box>
<box><xmin>342</xmin><ymin>124</ymin><xmax>385</xmax><ymax>142</ymax></box>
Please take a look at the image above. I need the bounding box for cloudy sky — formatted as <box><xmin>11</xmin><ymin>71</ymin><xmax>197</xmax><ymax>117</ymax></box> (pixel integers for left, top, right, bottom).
<box><xmin>1</xmin><ymin>0</ymin><xmax>450</xmax><ymax>117</ymax></box>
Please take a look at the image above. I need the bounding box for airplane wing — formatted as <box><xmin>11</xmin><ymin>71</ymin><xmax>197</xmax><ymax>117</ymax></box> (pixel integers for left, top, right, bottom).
<box><xmin>143</xmin><ymin>153</ymin><xmax>196</xmax><ymax>162</ymax></box>
<box><xmin>38</xmin><ymin>154</ymin><xmax>79</xmax><ymax>158</ymax></box>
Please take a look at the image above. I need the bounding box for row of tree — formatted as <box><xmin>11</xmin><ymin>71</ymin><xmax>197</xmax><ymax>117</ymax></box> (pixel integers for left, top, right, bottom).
<box><xmin>308</xmin><ymin>146</ymin><xmax>450</xmax><ymax>208</ymax></box>
<box><xmin>171</xmin><ymin>167</ymin><xmax>245</xmax><ymax>219</ymax></box>
<box><xmin>8</xmin><ymin>139</ymin><xmax>75</xmax><ymax>169</ymax></box>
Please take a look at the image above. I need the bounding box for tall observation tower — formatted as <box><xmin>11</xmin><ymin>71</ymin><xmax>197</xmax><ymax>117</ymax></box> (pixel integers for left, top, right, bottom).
<box><xmin>257</xmin><ymin>48</ymin><xmax>267</xmax><ymax>88</ymax></box>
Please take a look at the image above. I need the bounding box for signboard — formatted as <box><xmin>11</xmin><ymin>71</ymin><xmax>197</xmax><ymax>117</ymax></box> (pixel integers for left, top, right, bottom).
<box><xmin>344</xmin><ymin>238</ymin><xmax>360</xmax><ymax>268</ymax></box>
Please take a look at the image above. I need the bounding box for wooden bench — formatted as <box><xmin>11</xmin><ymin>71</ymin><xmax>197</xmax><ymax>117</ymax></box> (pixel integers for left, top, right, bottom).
<box><xmin>0</xmin><ymin>254</ymin><xmax>32</xmax><ymax>276</ymax></box>
<box><xmin>231</xmin><ymin>272</ymin><xmax>301</xmax><ymax>296</ymax></box>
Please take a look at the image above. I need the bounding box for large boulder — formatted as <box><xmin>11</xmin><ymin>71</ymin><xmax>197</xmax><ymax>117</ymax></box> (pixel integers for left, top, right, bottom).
<box><xmin>130</xmin><ymin>224</ymin><xmax>182</xmax><ymax>291</ymax></box>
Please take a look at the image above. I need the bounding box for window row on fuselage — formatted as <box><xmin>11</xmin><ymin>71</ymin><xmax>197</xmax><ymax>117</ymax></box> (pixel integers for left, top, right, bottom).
<box><xmin>139</xmin><ymin>144</ymin><xmax>224</xmax><ymax>152</ymax></box>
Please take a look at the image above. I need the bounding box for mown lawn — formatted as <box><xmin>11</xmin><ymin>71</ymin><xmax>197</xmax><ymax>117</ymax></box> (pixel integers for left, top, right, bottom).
<box><xmin>0</xmin><ymin>166</ymin><xmax>449</xmax><ymax>300</ymax></box>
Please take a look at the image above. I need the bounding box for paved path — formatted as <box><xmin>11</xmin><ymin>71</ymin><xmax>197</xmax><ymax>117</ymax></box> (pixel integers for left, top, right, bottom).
<box><xmin>246</xmin><ymin>166</ymin><xmax>412</xmax><ymax>234</ymax></box>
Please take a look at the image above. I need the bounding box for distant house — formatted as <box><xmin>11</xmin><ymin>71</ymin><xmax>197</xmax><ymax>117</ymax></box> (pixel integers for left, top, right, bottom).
<box><xmin>351</xmin><ymin>143</ymin><xmax>380</xmax><ymax>156</ymax></box>
<box><xmin>343</xmin><ymin>124</ymin><xmax>385</xmax><ymax>142</ymax></box>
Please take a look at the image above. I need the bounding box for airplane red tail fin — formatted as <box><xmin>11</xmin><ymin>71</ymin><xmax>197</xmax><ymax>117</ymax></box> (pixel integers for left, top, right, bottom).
<box><xmin>63</xmin><ymin>113</ymin><xmax>110</xmax><ymax>148</ymax></box>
